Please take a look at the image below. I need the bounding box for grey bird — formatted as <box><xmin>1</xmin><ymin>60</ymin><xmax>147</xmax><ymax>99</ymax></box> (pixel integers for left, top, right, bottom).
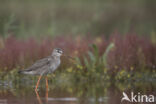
<box><xmin>18</xmin><ymin>48</ymin><xmax>63</xmax><ymax>91</ymax></box>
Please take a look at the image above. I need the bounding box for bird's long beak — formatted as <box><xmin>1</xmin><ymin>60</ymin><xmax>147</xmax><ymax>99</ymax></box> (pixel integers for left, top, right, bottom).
<box><xmin>62</xmin><ymin>54</ymin><xmax>75</xmax><ymax>60</ymax></box>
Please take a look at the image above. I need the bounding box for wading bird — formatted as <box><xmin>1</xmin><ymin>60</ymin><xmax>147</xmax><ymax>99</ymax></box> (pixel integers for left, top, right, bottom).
<box><xmin>18</xmin><ymin>48</ymin><xmax>64</xmax><ymax>91</ymax></box>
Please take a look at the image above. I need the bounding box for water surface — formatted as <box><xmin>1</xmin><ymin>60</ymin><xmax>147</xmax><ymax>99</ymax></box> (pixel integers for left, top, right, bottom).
<box><xmin>0</xmin><ymin>77</ymin><xmax>155</xmax><ymax>104</ymax></box>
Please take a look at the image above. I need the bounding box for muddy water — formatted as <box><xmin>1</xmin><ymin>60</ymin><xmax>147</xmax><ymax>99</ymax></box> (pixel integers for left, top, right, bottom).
<box><xmin>0</xmin><ymin>80</ymin><xmax>155</xmax><ymax>104</ymax></box>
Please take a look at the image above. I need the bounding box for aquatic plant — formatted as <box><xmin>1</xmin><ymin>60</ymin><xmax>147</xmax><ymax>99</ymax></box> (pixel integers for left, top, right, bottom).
<box><xmin>0</xmin><ymin>33</ymin><xmax>155</xmax><ymax>73</ymax></box>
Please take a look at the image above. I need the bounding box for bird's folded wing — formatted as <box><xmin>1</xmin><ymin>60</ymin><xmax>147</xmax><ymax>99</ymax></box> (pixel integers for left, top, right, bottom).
<box><xmin>25</xmin><ymin>56</ymin><xmax>51</xmax><ymax>71</ymax></box>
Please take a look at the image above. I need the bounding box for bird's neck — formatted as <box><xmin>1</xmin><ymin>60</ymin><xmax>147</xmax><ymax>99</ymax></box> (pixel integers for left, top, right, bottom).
<box><xmin>52</xmin><ymin>55</ymin><xmax>60</xmax><ymax>60</ymax></box>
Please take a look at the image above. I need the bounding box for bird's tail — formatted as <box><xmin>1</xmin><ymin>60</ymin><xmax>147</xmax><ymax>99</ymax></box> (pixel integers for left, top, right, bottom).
<box><xmin>18</xmin><ymin>70</ymin><xmax>25</xmax><ymax>74</ymax></box>
<box><xmin>18</xmin><ymin>70</ymin><xmax>33</xmax><ymax>74</ymax></box>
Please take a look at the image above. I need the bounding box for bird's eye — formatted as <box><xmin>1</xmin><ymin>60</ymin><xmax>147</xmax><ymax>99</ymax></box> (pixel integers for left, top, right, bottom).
<box><xmin>57</xmin><ymin>50</ymin><xmax>62</xmax><ymax>53</ymax></box>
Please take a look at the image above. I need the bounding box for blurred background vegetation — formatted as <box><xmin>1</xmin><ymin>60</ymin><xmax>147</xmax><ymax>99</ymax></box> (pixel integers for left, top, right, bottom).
<box><xmin>0</xmin><ymin>0</ymin><xmax>155</xmax><ymax>83</ymax></box>
<box><xmin>0</xmin><ymin>0</ymin><xmax>156</xmax><ymax>38</ymax></box>
<box><xmin>0</xmin><ymin>1</ymin><xmax>155</xmax><ymax>103</ymax></box>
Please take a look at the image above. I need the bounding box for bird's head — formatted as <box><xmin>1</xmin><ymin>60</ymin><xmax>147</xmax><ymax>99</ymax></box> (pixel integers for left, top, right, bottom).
<box><xmin>52</xmin><ymin>48</ymin><xmax>63</xmax><ymax>57</ymax></box>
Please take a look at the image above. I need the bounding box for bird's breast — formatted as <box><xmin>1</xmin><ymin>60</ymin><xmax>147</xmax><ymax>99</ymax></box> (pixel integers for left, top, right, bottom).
<box><xmin>49</xmin><ymin>59</ymin><xmax>61</xmax><ymax>72</ymax></box>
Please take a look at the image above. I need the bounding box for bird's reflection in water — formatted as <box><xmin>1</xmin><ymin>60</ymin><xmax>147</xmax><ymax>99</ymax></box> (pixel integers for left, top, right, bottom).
<box><xmin>35</xmin><ymin>90</ymin><xmax>43</xmax><ymax>104</ymax></box>
<box><xmin>35</xmin><ymin>77</ymin><xmax>49</xmax><ymax>104</ymax></box>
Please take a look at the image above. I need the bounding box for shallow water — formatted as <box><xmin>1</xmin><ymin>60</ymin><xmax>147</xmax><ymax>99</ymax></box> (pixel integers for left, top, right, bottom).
<box><xmin>0</xmin><ymin>79</ymin><xmax>155</xmax><ymax>104</ymax></box>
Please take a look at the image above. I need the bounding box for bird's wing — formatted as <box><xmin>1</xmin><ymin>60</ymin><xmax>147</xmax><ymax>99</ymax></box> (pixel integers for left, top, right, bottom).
<box><xmin>24</xmin><ymin>56</ymin><xmax>51</xmax><ymax>71</ymax></box>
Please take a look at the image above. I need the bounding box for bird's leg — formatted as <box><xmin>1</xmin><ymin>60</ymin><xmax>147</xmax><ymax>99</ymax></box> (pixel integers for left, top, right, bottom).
<box><xmin>35</xmin><ymin>76</ymin><xmax>42</xmax><ymax>104</ymax></box>
<box><xmin>35</xmin><ymin>75</ymin><xmax>42</xmax><ymax>91</ymax></box>
<box><xmin>45</xmin><ymin>77</ymin><xmax>49</xmax><ymax>103</ymax></box>
<box><xmin>46</xmin><ymin>77</ymin><xmax>49</xmax><ymax>90</ymax></box>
